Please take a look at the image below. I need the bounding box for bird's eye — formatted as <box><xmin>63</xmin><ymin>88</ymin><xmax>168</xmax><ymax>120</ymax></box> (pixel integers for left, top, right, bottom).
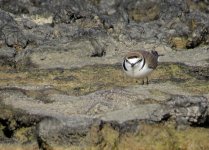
<box><xmin>139</xmin><ymin>59</ymin><xmax>142</xmax><ymax>62</ymax></box>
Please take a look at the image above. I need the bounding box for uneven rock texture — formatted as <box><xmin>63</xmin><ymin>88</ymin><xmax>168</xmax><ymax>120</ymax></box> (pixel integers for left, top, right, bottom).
<box><xmin>0</xmin><ymin>0</ymin><xmax>209</xmax><ymax>150</ymax></box>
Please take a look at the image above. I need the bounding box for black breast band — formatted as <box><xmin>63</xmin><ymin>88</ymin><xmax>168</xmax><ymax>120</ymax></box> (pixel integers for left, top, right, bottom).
<box><xmin>123</xmin><ymin>60</ymin><xmax>128</xmax><ymax>71</ymax></box>
<box><xmin>139</xmin><ymin>59</ymin><xmax>145</xmax><ymax>71</ymax></box>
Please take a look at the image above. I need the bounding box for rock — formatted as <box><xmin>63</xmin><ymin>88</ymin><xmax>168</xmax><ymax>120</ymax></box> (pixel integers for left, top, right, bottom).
<box><xmin>15</xmin><ymin>34</ymin><xmax>115</xmax><ymax>69</ymax></box>
<box><xmin>0</xmin><ymin>0</ymin><xmax>206</xmax><ymax>69</ymax></box>
<box><xmin>159</xmin><ymin>46</ymin><xmax>209</xmax><ymax>67</ymax></box>
<box><xmin>0</xmin><ymin>9</ymin><xmax>28</xmax><ymax>49</ymax></box>
<box><xmin>90</xmin><ymin>38</ymin><xmax>106</xmax><ymax>57</ymax></box>
<box><xmin>170</xmin><ymin>36</ymin><xmax>188</xmax><ymax>49</ymax></box>
<box><xmin>0</xmin><ymin>95</ymin><xmax>41</xmax><ymax>144</ymax></box>
<box><xmin>52</xmin><ymin>8</ymin><xmax>84</xmax><ymax>25</ymax></box>
<box><xmin>0</xmin><ymin>46</ymin><xmax>16</xmax><ymax>66</ymax></box>
<box><xmin>0</xmin><ymin>83</ymin><xmax>208</xmax><ymax>147</ymax></box>
<box><xmin>181</xmin><ymin>10</ymin><xmax>209</xmax><ymax>49</ymax></box>
<box><xmin>166</xmin><ymin>95</ymin><xmax>208</xmax><ymax>125</ymax></box>
<box><xmin>159</xmin><ymin>0</ymin><xmax>189</xmax><ymax>21</ymax></box>
<box><xmin>127</xmin><ymin>0</ymin><xmax>160</xmax><ymax>22</ymax></box>
<box><xmin>186</xmin><ymin>24</ymin><xmax>209</xmax><ymax>49</ymax></box>
<box><xmin>168</xmin><ymin>22</ymin><xmax>191</xmax><ymax>37</ymax></box>
<box><xmin>0</xmin><ymin>0</ymin><xmax>30</xmax><ymax>14</ymax></box>
<box><xmin>37</xmin><ymin>116</ymin><xmax>100</xmax><ymax>148</ymax></box>
<box><xmin>22</xmin><ymin>19</ymin><xmax>37</xmax><ymax>29</ymax></box>
<box><xmin>187</xmin><ymin>66</ymin><xmax>209</xmax><ymax>80</ymax></box>
<box><xmin>0</xmin><ymin>0</ymin><xmax>52</xmax><ymax>15</ymax></box>
<box><xmin>0</xmin><ymin>0</ymin><xmax>209</xmax><ymax>149</ymax></box>
<box><xmin>98</xmin><ymin>104</ymin><xmax>169</xmax><ymax>123</ymax></box>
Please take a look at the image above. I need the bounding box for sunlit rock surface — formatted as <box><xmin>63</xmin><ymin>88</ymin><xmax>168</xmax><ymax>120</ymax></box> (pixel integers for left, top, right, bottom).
<box><xmin>0</xmin><ymin>0</ymin><xmax>209</xmax><ymax>149</ymax></box>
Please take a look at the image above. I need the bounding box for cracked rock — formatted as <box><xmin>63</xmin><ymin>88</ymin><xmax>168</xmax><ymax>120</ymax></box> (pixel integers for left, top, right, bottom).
<box><xmin>166</xmin><ymin>95</ymin><xmax>208</xmax><ymax>125</ymax></box>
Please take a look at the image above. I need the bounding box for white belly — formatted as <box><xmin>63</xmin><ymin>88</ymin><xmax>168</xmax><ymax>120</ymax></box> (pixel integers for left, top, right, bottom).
<box><xmin>125</xmin><ymin>64</ymin><xmax>153</xmax><ymax>78</ymax></box>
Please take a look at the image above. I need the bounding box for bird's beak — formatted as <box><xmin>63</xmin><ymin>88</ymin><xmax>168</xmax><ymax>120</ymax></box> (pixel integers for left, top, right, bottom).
<box><xmin>131</xmin><ymin>64</ymin><xmax>135</xmax><ymax>67</ymax></box>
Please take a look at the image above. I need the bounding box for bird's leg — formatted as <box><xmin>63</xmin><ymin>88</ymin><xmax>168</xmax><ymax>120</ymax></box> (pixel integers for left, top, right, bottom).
<box><xmin>142</xmin><ymin>79</ymin><xmax>144</xmax><ymax>85</ymax></box>
<box><xmin>146</xmin><ymin>76</ymin><xmax>149</xmax><ymax>85</ymax></box>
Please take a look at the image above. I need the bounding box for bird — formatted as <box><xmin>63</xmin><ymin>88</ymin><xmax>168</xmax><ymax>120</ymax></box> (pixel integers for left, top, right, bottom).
<box><xmin>122</xmin><ymin>50</ymin><xmax>161</xmax><ymax>84</ymax></box>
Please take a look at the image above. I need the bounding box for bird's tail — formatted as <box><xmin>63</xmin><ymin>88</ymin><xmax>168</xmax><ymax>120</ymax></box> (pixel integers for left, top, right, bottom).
<box><xmin>151</xmin><ymin>50</ymin><xmax>164</xmax><ymax>57</ymax></box>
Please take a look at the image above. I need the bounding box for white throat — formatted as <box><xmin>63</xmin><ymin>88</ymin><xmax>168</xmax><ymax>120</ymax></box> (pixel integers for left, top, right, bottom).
<box><xmin>128</xmin><ymin>58</ymin><xmax>140</xmax><ymax>64</ymax></box>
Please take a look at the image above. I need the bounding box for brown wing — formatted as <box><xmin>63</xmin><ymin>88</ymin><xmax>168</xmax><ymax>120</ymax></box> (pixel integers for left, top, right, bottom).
<box><xmin>124</xmin><ymin>50</ymin><xmax>158</xmax><ymax>69</ymax></box>
<box><xmin>138</xmin><ymin>50</ymin><xmax>158</xmax><ymax>69</ymax></box>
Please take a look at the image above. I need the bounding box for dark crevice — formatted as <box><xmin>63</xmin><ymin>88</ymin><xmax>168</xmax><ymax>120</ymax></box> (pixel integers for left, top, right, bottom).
<box><xmin>0</xmin><ymin>56</ymin><xmax>16</xmax><ymax>68</ymax></box>
<box><xmin>187</xmin><ymin>67</ymin><xmax>209</xmax><ymax>80</ymax></box>
<box><xmin>0</xmin><ymin>119</ymin><xmax>14</xmax><ymax>138</ymax></box>
<box><xmin>2</xmin><ymin>127</ymin><xmax>14</xmax><ymax>138</ymax></box>
<box><xmin>192</xmin><ymin>115</ymin><xmax>209</xmax><ymax>128</ymax></box>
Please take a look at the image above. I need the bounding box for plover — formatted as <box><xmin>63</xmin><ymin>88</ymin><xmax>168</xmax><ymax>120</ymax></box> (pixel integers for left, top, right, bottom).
<box><xmin>122</xmin><ymin>50</ymin><xmax>161</xmax><ymax>84</ymax></box>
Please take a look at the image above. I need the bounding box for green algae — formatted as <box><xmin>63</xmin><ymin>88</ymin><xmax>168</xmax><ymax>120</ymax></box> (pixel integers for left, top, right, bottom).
<box><xmin>128</xmin><ymin>2</ymin><xmax>160</xmax><ymax>22</ymax></box>
<box><xmin>89</xmin><ymin>0</ymin><xmax>101</xmax><ymax>5</ymax></box>
<box><xmin>182</xmin><ymin>80</ymin><xmax>209</xmax><ymax>94</ymax></box>
<box><xmin>0</xmin><ymin>104</ymin><xmax>40</xmax><ymax>145</ymax></box>
<box><xmin>0</xmin><ymin>124</ymin><xmax>5</xmax><ymax>139</ymax></box>
<box><xmin>0</xmin><ymin>143</ymin><xmax>39</xmax><ymax>150</ymax></box>
<box><xmin>154</xmin><ymin>63</ymin><xmax>193</xmax><ymax>82</ymax></box>
<box><xmin>117</xmin><ymin>123</ymin><xmax>209</xmax><ymax>150</ymax></box>
<box><xmin>14</xmin><ymin>127</ymin><xmax>36</xmax><ymax>144</ymax></box>
<box><xmin>0</xmin><ymin>63</ymin><xmax>208</xmax><ymax>95</ymax></box>
<box><xmin>24</xmin><ymin>123</ymin><xmax>209</xmax><ymax>150</ymax></box>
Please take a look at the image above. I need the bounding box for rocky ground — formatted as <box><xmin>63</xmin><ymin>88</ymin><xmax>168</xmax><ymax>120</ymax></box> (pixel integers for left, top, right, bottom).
<box><xmin>0</xmin><ymin>0</ymin><xmax>209</xmax><ymax>150</ymax></box>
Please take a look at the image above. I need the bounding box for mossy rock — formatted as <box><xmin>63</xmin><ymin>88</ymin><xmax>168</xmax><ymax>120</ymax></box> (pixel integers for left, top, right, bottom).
<box><xmin>169</xmin><ymin>37</ymin><xmax>188</xmax><ymax>49</ymax></box>
<box><xmin>129</xmin><ymin>3</ymin><xmax>160</xmax><ymax>22</ymax></box>
<box><xmin>0</xmin><ymin>62</ymin><xmax>208</xmax><ymax>95</ymax></box>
